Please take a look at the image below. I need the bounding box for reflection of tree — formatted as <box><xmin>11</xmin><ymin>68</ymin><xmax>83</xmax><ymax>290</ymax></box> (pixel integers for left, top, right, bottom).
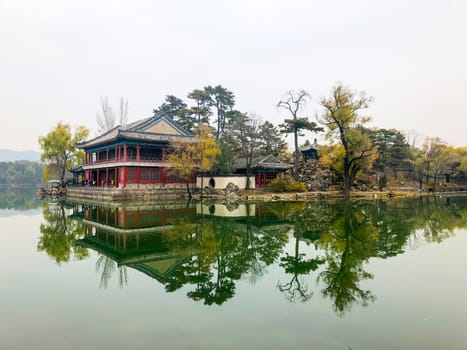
<box><xmin>96</xmin><ymin>254</ymin><xmax>128</xmax><ymax>288</ymax></box>
<box><xmin>37</xmin><ymin>202</ymin><xmax>88</xmax><ymax>264</ymax></box>
<box><xmin>281</xmin><ymin>197</ymin><xmax>467</xmax><ymax>316</ymax></box>
<box><xmin>0</xmin><ymin>188</ymin><xmax>41</xmax><ymax>211</ymax></box>
<box><xmin>278</xmin><ymin>205</ymin><xmax>325</xmax><ymax>302</ymax></box>
<box><xmin>317</xmin><ymin>201</ymin><xmax>377</xmax><ymax>316</ymax></box>
<box><xmin>418</xmin><ymin>197</ymin><xmax>457</xmax><ymax>243</ymax></box>
<box><xmin>163</xmin><ymin>209</ymin><xmax>289</xmax><ymax>305</ymax></box>
<box><xmin>51</xmin><ymin>197</ymin><xmax>467</xmax><ymax>312</ymax></box>
<box><xmin>278</xmin><ymin>236</ymin><xmax>324</xmax><ymax>302</ymax></box>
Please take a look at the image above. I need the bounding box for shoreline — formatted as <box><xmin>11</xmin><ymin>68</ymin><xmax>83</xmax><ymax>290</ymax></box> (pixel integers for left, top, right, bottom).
<box><xmin>210</xmin><ymin>189</ymin><xmax>467</xmax><ymax>202</ymax></box>
<box><xmin>36</xmin><ymin>184</ymin><xmax>467</xmax><ymax>204</ymax></box>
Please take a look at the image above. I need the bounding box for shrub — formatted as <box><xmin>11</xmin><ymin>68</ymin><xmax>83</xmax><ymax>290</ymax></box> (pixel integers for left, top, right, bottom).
<box><xmin>269</xmin><ymin>177</ymin><xmax>287</xmax><ymax>192</ymax></box>
<box><xmin>287</xmin><ymin>181</ymin><xmax>306</xmax><ymax>192</ymax></box>
<box><xmin>269</xmin><ymin>175</ymin><xmax>307</xmax><ymax>193</ymax></box>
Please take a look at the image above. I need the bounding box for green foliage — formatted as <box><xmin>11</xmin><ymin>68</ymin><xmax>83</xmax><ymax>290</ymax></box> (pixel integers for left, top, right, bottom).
<box><xmin>279</xmin><ymin>117</ymin><xmax>322</xmax><ymax>135</ymax></box>
<box><xmin>257</xmin><ymin>121</ymin><xmax>286</xmax><ymax>157</ymax></box>
<box><xmin>269</xmin><ymin>175</ymin><xmax>306</xmax><ymax>192</ymax></box>
<box><xmin>187</xmin><ymin>89</ymin><xmax>211</xmax><ymax>125</ymax></box>
<box><xmin>368</xmin><ymin>128</ymin><xmax>410</xmax><ymax>176</ymax></box>
<box><xmin>204</xmin><ymin>85</ymin><xmax>236</xmax><ymax>138</ymax></box>
<box><xmin>38</xmin><ymin>122</ymin><xmax>89</xmax><ymax>185</ymax></box>
<box><xmin>153</xmin><ymin>86</ymin><xmax>237</xmax><ymax>139</ymax></box>
<box><xmin>154</xmin><ymin>94</ymin><xmax>195</xmax><ymax>132</ymax></box>
<box><xmin>212</xmin><ymin>139</ymin><xmax>236</xmax><ymax>175</ymax></box>
<box><xmin>154</xmin><ymin>86</ymin><xmax>289</xmax><ymax>177</ymax></box>
<box><xmin>0</xmin><ymin>161</ymin><xmax>43</xmax><ymax>185</ymax></box>
<box><xmin>38</xmin><ymin>202</ymin><xmax>89</xmax><ymax>265</ymax></box>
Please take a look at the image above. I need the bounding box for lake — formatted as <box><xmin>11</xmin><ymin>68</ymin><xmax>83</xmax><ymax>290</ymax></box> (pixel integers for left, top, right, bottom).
<box><xmin>1</xmin><ymin>189</ymin><xmax>466</xmax><ymax>350</ymax></box>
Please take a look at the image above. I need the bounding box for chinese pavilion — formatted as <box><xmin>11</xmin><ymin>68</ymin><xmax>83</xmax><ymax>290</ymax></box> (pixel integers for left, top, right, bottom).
<box><xmin>78</xmin><ymin>112</ymin><xmax>195</xmax><ymax>188</ymax></box>
<box><xmin>233</xmin><ymin>155</ymin><xmax>292</xmax><ymax>188</ymax></box>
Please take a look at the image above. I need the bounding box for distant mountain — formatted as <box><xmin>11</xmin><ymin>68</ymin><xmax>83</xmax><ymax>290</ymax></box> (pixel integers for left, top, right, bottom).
<box><xmin>0</xmin><ymin>149</ymin><xmax>41</xmax><ymax>162</ymax></box>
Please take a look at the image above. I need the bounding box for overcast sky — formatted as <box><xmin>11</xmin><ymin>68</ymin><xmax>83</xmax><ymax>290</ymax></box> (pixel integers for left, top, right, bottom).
<box><xmin>1</xmin><ymin>0</ymin><xmax>466</xmax><ymax>151</ymax></box>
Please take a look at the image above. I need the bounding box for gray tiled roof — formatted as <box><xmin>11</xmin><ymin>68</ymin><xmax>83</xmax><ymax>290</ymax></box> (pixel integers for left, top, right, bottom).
<box><xmin>234</xmin><ymin>155</ymin><xmax>292</xmax><ymax>171</ymax></box>
<box><xmin>78</xmin><ymin>112</ymin><xmax>194</xmax><ymax>149</ymax></box>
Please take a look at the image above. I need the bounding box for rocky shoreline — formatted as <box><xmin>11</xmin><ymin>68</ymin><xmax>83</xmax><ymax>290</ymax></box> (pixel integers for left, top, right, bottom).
<box><xmin>193</xmin><ymin>188</ymin><xmax>467</xmax><ymax>202</ymax></box>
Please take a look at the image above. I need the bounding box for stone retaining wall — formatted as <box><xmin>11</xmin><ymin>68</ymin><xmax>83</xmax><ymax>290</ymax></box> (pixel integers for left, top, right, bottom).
<box><xmin>67</xmin><ymin>186</ymin><xmax>187</xmax><ymax>201</ymax></box>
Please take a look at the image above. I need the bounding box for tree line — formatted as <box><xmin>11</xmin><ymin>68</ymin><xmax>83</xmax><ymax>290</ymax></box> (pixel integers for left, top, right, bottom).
<box><xmin>152</xmin><ymin>83</ymin><xmax>467</xmax><ymax>196</ymax></box>
<box><xmin>152</xmin><ymin>85</ymin><xmax>287</xmax><ymax>177</ymax></box>
<box><xmin>38</xmin><ymin>83</ymin><xmax>467</xmax><ymax>196</ymax></box>
<box><xmin>0</xmin><ymin>160</ymin><xmax>43</xmax><ymax>186</ymax></box>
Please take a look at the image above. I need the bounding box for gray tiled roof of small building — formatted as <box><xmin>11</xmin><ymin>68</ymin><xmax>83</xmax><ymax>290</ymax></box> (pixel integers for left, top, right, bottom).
<box><xmin>233</xmin><ymin>155</ymin><xmax>292</xmax><ymax>170</ymax></box>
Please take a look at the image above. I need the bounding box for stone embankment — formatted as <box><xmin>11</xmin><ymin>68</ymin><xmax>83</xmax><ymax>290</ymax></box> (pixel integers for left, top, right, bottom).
<box><xmin>65</xmin><ymin>184</ymin><xmax>467</xmax><ymax>203</ymax></box>
<box><xmin>66</xmin><ymin>186</ymin><xmax>188</xmax><ymax>201</ymax></box>
<box><xmin>237</xmin><ymin>189</ymin><xmax>467</xmax><ymax>202</ymax></box>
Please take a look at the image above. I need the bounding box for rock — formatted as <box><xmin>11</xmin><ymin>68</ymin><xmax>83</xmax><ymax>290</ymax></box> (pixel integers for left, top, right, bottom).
<box><xmin>288</xmin><ymin>159</ymin><xmax>334</xmax><ymax>191</ymax></box>
<box><xmin>225</xmin><ymin>182</ymin><xmax>239</xmax><ymax>192</ymax></box>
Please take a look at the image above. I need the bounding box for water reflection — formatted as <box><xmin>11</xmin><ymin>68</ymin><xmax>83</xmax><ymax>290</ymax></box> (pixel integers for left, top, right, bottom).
<box><xmin>38</xmin><ymin>196</ymin><xmax>467</xmax><ymax>315</ymax></box>
<box><xmin>38</xmin><ymin>201</ymin><xmax>88</xmax><ymax>264</ymax></box>
<box><xmin>0</xmin><ymin>187</ymin><xmax>41</xmax><ymax>212</ymax></box>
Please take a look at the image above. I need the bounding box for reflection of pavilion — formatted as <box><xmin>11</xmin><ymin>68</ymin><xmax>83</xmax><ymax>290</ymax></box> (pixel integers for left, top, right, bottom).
<box><xmin>72</xmin><ymin>201</ymin><xmax>293</xmax><ymax>287</ymax></box>
<box><xmin>78</xmin><ymin>234</ymin><xmax>190</xmax><ymax>284</ymax></box>
<box><xmin>74</xmin><ymin>202</ymin><xmax>196</xmax><ymax>283</ymax></box>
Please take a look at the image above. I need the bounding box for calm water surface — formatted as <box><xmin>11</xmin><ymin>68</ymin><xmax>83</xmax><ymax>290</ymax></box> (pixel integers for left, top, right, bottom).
<box><xmin>0</xmin><ymin>189</ymin><xmax>466</xmax><ymax>350</ymax></box>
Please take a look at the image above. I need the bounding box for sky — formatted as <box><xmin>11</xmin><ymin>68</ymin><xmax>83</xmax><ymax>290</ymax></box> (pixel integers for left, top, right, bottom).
<box><xmin>1</xmin><ymin>0</ymin><xmax>466</xmax><ymax>151</ymax></box>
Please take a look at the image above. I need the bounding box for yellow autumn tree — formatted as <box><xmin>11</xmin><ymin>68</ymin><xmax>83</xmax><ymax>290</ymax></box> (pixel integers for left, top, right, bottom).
<box><xmin>167</xmin><ymin>124</ymin><xmax>220</xmax><ymax>198</ymax></box>
<box><xmin>319</xmin><ymin>83</ymin><xmax>377</xmax><ymax>198</ymax></box>
<box><xmin>39</xmin><ymin>122</ymin><xmax>89</xmax><ymax>186</ymax></box>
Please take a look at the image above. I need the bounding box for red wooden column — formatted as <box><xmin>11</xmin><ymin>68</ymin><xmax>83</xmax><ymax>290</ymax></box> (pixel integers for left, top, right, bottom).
<box><xmin>106</xmin><ymin>149</ymin><xmax>109</xmax><ymax>162</ymax></box>
<box><xmin>136</xmin><ymin>167</ymin><xmax>141</xmax><ymax>184</ymax></box>
<box><xmin>162</xmin><ymin>148</ymin><xmax>166</xmax><ymax>162</ymax></box>
<box><xmin>161</xmin><ymin>168</ymin><xmax>166</xmax><ymax>185</ymax></box>
<box><xmin>122</xmin><ymin>167</ymin><xmax>127</xmax><ymax>188</ymax></box>
<box><xmin>96</xmin><ymin>170</ymin><xmax>100</xmax><ymax>187</ymax></box>
<box><xmin>136</xmin><ymin>145</ymin><xmax>140</xmax><ymax>162</ymax></box>
<box><xmin>123</xmin><ymin>144</ymin><xmax>127</xmax><ymax>161</ymax></box>
<box><xmin>106</xmin><ymin>168</ymin><xmax>109</xmax><ymax>186</ymax></box>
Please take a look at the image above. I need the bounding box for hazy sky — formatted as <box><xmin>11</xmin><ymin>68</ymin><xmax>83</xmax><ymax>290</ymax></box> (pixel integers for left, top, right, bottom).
<box><xmin>1</xmin><ymin>0</ymin><xmax>466</xmax><ymax>151</ymax></box>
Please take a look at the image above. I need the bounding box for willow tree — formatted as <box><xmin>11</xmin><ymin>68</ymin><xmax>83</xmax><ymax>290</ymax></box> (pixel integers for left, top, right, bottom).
<box><xmin>167</xmin><ymin>124</ymin><xmax>220</xmax><ymax>198</ymax></box>
<box><xmin>319</xmin><ymin>84</ymin><xmax>377</xmax><ymax>198</ymax></box>
<box><xmin>38</xmin><ymin>122</ymin><xmax>89</xmax><ymax>186</ymax></box>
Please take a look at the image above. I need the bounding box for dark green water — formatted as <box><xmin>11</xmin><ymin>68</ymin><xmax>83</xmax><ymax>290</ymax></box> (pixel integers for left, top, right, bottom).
<box><xmin>1</xmin><ymin>190</ymin><xmax>466</xmax><ymax>349</ymax></box>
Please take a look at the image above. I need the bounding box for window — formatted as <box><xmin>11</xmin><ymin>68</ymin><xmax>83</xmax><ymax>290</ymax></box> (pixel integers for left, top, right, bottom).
<box><xmin>128</xmin><ymin>168</ymin><xmax>136</xmax><ymax>182</ymax></box>
<box><xmin>141</xmin><ymin>168</ymin><xmax>161</xmax><ymax>181</ymax></box>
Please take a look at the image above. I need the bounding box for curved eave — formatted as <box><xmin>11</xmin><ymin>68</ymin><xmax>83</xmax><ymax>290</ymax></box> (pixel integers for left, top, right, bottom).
<box><xmin>78</xmin><ymin>131</ymin><xmax>197</xmax><ymax>151</ymax></box>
